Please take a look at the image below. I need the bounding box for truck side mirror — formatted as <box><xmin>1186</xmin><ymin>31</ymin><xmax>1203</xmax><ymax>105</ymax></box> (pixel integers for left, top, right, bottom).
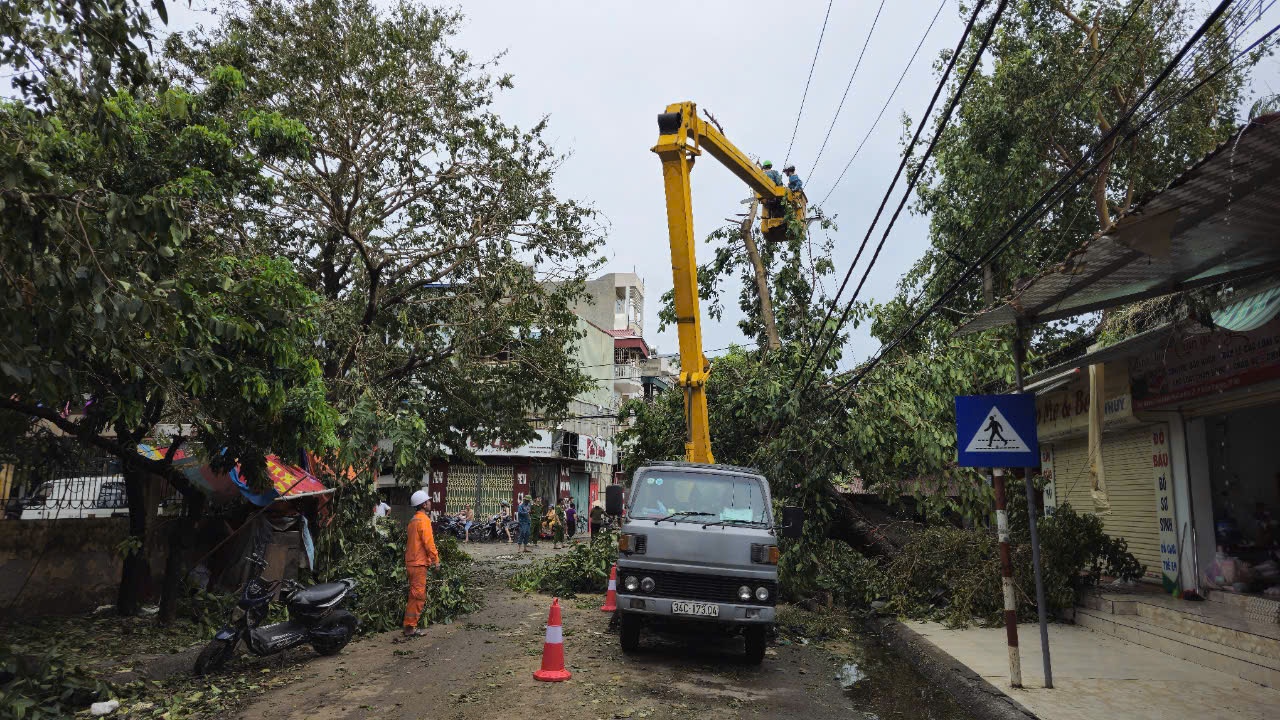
<box><xmin>605</xmin><ymin>485</ymin><xmax>624</xmax><ymax>517</ymax></box>
<box><xmin>780</xmin><ymin>506</ymin><xmax>803</xmax><ymax>540</ymax></box>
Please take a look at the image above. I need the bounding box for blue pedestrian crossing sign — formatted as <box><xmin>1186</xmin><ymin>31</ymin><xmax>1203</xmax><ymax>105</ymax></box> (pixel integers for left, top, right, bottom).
<box><xmin>955</xmin><ymin>394</ymin><xmax>1039</xmax><ymax>467</ymax></box>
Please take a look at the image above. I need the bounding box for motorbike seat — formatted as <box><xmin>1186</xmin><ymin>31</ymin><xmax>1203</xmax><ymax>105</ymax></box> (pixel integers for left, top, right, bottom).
<box><xmin>290</xmin><ymin>582</ymin><xmax>348</xmax><ymax>608</ymax></box>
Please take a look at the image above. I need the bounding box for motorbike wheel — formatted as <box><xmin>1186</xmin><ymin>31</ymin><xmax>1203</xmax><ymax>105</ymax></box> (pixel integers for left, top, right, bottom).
<box><xmin>193</xmin><ymin>638</ymin><xmax>236</xmax><ymax>676</ymax></box>
<box><xmin>312</xmin><ymin>610</ymin><xmax>358</xmax><ymax>656</ymax></box>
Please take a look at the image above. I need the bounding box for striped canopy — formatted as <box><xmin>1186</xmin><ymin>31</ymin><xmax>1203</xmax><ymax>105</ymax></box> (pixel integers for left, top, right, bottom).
<box><xmin>1212</xmin><ymin>285</ymin><xmax>1280</xmax><ymax>332</ymax></box>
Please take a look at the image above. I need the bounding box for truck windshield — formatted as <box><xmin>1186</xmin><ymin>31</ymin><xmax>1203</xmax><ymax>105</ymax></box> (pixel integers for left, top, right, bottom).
<box><xmin>629</xmin><ymin>471</ymin><xmax>768</xmax><ymax>524</ymax></box>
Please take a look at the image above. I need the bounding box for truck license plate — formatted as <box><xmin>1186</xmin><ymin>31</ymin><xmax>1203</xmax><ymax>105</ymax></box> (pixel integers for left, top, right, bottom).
<box><xmin>671</xmin><ymin>601</ymin><xmax>719</xmax><ymax>617</ymax></box>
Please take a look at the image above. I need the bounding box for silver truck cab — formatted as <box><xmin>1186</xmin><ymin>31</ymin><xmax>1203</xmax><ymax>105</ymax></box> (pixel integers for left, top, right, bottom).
<box><xmin>605</xmin><ymin>461</ymin><xmax>802</xmax><ymax>664</ymax></box>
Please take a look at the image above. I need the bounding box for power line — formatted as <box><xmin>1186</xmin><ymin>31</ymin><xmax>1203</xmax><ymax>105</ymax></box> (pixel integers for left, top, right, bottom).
<box><xmin>833</xmin><ymin>0</ymin><xmax>1249</xmax><ymax>399</ymax></box>
<box><xmin>817</xmin><ymin>0</ymin><xmax>948</xmax><ymax>205</ymax></box>
<box><xmin>808</xmin><ymin>0</ymin><xmax>888</xmax><ymax>176</ymax></box>
<box><xmin>862</xmin><ymin>0</ymin><xmax>1274</xmax><ymax>384</ymax></box>
<box><xmin>798</xmin><ymin>0</ymin><xmax>1154</xmax><ymax>396</ymax></box>
<box><xmin>784</xmin><ymin>0</ymin><xmax>835</xmax><ymax>168</ymax></box>
<box><xmin>789</xmin><ymin>0</ymin><xmax>1004</xmax><ymax>400</ymax></box>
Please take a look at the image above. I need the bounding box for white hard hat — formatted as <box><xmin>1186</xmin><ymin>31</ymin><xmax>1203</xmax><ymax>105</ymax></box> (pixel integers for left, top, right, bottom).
<box><xmin>410</xmin><ymin>490</ymin><xmax>430</xmax><ymax>508</ymax></box>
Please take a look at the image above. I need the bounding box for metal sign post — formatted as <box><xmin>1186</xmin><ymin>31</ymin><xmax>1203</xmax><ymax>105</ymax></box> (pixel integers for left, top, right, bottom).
<box><xmin>1012</xmin><ymin>332</ymin><xmax>1054</xmax><ymax>689</ymax></box>
<box><xmin>955</xmin><ymin>393</ymin><xmax>1051</xmax><ymax>690</ymax></box>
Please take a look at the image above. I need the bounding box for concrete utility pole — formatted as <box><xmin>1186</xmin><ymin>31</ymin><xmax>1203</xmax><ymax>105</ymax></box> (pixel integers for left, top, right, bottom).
<box><xmin>991</xmin><ymin>467</ymin><xmax>1022</xmax><ymax>688</ymax></box>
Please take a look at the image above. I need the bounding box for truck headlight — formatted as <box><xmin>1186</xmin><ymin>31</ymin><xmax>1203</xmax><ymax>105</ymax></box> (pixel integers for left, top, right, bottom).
<box><xmin>755</xmin><ymin>586</ymin><xmax>770</xmax><ymax>602</ymax></box>
<box><xmin>738</xmin><ymin>585</ymin><xmax>752</xmax><ymax>601</ymax></box>
<box><xmin>624</xmin><ymin>576</ymin><xmax>639</xmax><ymax>592</ymax></box>
<box><xmin>640</xmin><ymin>577</ymin><xmax>655</xmax><ymax>593</ymax></box>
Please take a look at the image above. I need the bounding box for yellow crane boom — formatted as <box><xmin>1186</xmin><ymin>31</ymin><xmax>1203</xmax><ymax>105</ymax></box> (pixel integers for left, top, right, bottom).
<box><xmin>651</xmin><ymin>101</ymin><xmax>807</xmax><ymax>464</ymax></box>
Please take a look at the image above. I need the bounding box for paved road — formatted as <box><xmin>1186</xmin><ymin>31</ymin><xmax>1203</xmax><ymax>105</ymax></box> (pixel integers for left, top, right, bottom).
<box><xmin>234</xmin><ymin>542</ymin><xmax>972</xmax><ymax>720</ymax></box>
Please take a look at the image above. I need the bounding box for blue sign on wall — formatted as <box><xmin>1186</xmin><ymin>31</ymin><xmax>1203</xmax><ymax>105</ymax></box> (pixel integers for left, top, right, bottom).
<box><xmin>955</xmin><ymin>394</ymin><xmax>1039</xmax><ymax>468</ymax></box>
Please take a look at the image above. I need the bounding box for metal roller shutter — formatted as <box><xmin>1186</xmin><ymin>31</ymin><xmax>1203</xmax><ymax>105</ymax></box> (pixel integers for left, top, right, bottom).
<box><xmin>1099</xmin><ymin>428</ymin><xmax>1161</xmax><ymax>576</ymax></box>
<box><xmin>1050</xmin><ymin>437</ymin><xmax>1092</xmax><ymax>512</ymax></box>
<box><xmin>1045</xmin><ymin>431</ymin><xmax>1160</xmax><ymax>577</ymax></box>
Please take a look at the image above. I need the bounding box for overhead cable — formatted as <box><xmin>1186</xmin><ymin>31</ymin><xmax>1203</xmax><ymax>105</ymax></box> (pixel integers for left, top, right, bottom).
<box><xmin>783</xmin><ymin>0</ymin><xmax>836</xmax><ymax>167</ymax></box>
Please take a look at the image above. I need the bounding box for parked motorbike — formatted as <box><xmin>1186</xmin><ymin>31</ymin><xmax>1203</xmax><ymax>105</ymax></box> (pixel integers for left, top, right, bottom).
<box><xmin>193</xmin><ymin>554</ymin><xmax>358</xmax><ymax>675</ymax></box>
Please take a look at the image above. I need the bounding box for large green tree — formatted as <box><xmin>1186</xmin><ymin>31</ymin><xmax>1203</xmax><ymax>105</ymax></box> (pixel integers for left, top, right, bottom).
<box><xmin>0</xmin><ymin>0</ymin><xmax>335</xmax><ymax>616</ymax></box>
<box><xmin>894</xmin><ymin>0</ymin><xmax>1257</xmax><ymax>341</ymax></box>
<box><xmin>167</xmin><ymin>0</ymin><xmax>605</xmax><ymax>479</ymax></box>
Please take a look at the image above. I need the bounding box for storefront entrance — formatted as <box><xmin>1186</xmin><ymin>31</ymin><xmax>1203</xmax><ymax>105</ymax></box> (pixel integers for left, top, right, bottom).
<box><xmin>1190</xmin><ymin>404</ymin><xmax>1280</xmax><ymax>595</ymax></box>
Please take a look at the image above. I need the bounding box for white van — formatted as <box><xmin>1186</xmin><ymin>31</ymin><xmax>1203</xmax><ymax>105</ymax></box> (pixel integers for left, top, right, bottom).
<box><xmin>20</xmin><ymin>476</ymin><xmax>130</xmax><ymax>520</ymax></box>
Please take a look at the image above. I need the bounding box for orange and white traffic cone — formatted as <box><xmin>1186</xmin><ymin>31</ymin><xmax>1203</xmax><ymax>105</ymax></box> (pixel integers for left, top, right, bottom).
<box><xmin>534</xmin><ymin>597</ymin><xmax>572</xmax><ymax>682</ymax></box>
<box><xmin>600</xmin><ymin>564</ymin><xmax>618</xmax><ymax>612</ymax></box>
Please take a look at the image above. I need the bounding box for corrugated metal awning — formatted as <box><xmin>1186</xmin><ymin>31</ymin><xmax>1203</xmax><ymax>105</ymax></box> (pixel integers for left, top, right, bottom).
<box><xmin>958</xmin><ymin>114</ymin><xmax>1280</xmax><ymax>335</ymax></box>
<box><xmin>1021</xmin><ymin>322</ymin><xmax>1184</xmax><ymax>387</ymax></box>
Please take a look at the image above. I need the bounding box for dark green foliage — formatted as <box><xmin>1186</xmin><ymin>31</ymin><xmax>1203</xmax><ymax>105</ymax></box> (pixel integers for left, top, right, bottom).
<box><xmin>0</xmin><ymin>644</ymin><xmax>109</xmax><ymax>720</ymax></box>
<box><xmin>782</xmin><ymin>538</ymin><xmax>888</xmax><ymax>608</ymax></box>
<box><xmin>509</xmin><ymin>531</ymin><xmax>619</xmax><ymax>597</ymax></box>
<box><xmin>165</xmin><ymin>0</ymin><xmax>606</xmax><ymax>482</ymax></box>
<box><xmin>878</xmin><ymin>495</ymin><xmax>1146</xmax><ymax>627</ymax></box>
<box><xmin>313</xmin><ymin>479</ymin><xmax>479</xmax><ymax>633</ymax></box>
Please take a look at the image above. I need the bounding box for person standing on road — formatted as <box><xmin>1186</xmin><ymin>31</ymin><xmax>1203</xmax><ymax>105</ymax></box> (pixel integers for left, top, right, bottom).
<box><xmin>403</xmin><ymin>490</ymin><xmax>440</xmax><ymax>638</ymax></box>
<box><xmin>550</xmin><ymin>499</ymin><xmax>566</xmax><ymax>549</ymax></box>
<box><xmin>530</xmin><ymin>496</ymin><xmax>545</xmax><ymax>545</ymax></box>
<box><xmin>590</xmin><ymin>503</ymin><xmax>605</xmax><ymax>537</ymax></box>
<box><xmin>517</xmin><ymin>496</ymin><xmax>532</xmax><ymax>553</ymax></box>
<box><xmin>565</xmin><ymin>501</ymin><xmax>577</xmax><ymax>543</ymax></box>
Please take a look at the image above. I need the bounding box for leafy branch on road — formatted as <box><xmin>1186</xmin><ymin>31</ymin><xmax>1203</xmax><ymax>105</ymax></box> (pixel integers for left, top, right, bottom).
<box><xmin>509</xmin><ymin>531</ymin><xmax>619</xmax><ymax>597</ymax></box>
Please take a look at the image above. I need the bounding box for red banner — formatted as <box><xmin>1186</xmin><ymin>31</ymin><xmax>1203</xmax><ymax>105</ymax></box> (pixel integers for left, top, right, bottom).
<box><xmin>1132</xmin><ymin>318</ymin><xmax>1280</xmax><ymax>409</ymax></box>
<box><xmin>514</xmin><ymin>464</ymin><xmax>531</xmax><ymax>505</ymax></box>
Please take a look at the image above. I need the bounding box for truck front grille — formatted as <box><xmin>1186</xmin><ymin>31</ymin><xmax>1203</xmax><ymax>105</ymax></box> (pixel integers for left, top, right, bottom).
<box><xmin>634</xmin><ymin>569</ymin><xmax>777</xmax><ymax>606</ymax></box>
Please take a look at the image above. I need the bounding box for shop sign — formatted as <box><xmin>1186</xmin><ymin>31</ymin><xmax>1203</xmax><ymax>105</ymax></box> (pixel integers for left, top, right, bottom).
<box><xmin>467</xmin><ymin>430</ymin><xmax>558</xmax><ymax>458</ymax></box>
<box><xmin>1035</xmin><ymin>382</ymin><xmax>1132</xmax><ymax>439</ymax></box>
<box><xmin>514</xmin><ymin>465</ymin><xmax>531</xmax><ymax>504</ymax></box>
<box><xmin>1040</xmin><ymin>445</ymin><xmax>1058</xmax><ymax>515</ymax></box>
<box><xmin>577</xmin><ymin>435</ymin><xmax>614</xmax><ymax>465</ymax></box>
<box><xmin>1131</xmin><ymin>317</ymin><xmax>1280</xmax><ymax>410</ymax></box>
<box><xmin>429</xmin><ymin>467</ymin><xmax>447</xmax><ymax>510</ymax></box>
<box><xmin>1151</xmin><ymin>426</ymin><xmax>1180</xmax><ymax>591</ymax></box>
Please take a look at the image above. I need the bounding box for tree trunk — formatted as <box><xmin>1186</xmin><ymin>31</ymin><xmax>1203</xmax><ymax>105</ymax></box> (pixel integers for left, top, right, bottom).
<box><xmin>117</xmin><ymin>465</ymin><xmax>149</xmax><ymax>616</ymax></box>
<box><xmin>821</xmin><ymin>483</ymin><xmax>905</xmax><ymax>559</ymax></box>
<box><xmin>158</xmin><ymin>493</ymin><xmax>204</xmax><ymax>624</ymax></box>
<box><xmin>740</xmin><ymin>200</ymin><xmax>781</xmax><ymax>351</ymax></box>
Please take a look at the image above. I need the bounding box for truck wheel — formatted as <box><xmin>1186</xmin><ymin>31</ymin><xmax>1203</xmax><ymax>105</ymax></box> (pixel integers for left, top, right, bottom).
<box><xmin>620</xmin><ymin>613</ymin><xmax>641</xmax><ymax>653</ymax></box>
<box><xmin>744</xmin><ymin>626</ymin><xmax>767</xmax><ymax>665</ymax></box>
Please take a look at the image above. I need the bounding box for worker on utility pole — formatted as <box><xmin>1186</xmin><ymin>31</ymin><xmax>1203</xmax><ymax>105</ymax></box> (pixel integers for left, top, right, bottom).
<box><xmin>783</xmin><ymin>165</ymin><xmax>803</xmax><ymax>192</ymax></box>
<box><xmin>761</xmin><ymin>160</ymin><xmax>783</xmax><ymax>186</ymax></box>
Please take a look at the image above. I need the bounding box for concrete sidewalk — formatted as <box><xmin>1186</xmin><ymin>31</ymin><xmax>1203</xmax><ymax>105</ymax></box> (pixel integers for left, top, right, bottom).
<box><xmin>906</xmin><ymin>620</ymin><xmax>1279</xmax><ymax>720</ymax></box>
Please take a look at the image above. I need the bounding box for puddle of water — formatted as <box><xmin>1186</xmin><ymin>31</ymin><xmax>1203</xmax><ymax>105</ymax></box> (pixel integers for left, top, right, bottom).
<box><xmin>837</xmin><ymin>662</ymin><xmax>866</xmax><ymax>688</ymax></box>
<box><xmin>834</xmin><ymin>631</ymin><xmax>974</xmax><ymax>720</ymax></box>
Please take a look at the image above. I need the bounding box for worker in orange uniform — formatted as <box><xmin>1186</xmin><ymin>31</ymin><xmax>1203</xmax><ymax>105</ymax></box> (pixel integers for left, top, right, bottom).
<box><xmin>403</xmin><ymin>489</ymin><xmax>440</xmax><ymax>638</ymax></box>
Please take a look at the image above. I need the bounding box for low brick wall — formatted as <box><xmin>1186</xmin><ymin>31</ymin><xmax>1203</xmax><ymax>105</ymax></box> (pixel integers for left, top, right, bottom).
<box><xmin>0</xmin><ymin>518</ymin><xmax>168</xmax><ymax>617</ymax></box>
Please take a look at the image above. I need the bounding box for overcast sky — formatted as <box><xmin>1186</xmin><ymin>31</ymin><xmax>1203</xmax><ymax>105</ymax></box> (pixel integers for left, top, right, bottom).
<box><xmin>164</xmin><ymin>0</ymin><xmax>1279</xmax><ymax>366</ymax></box>
<box><xmin>450</xmin><ymin>0</ymin><xmax>962</xmax><ymax>364</ymax></box>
